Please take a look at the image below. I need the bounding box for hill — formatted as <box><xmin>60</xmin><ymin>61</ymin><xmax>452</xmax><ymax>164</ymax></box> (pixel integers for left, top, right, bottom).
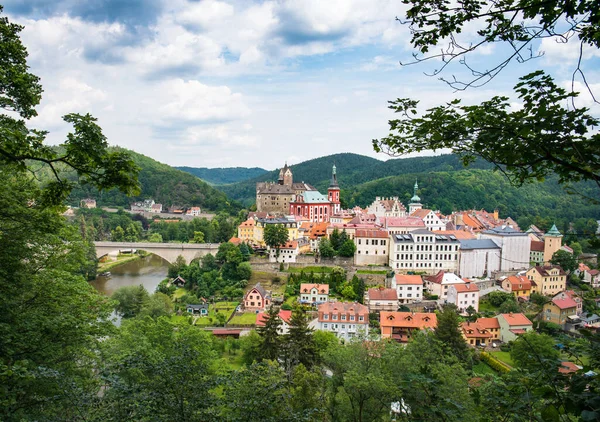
<box><xmin>66</xmin><ymin>149</ymin><xmax>242</xmax><ymax>213</ymax></box>
<box><xmin>175</xmin><ymin>166</ymin><xmax>268</xmax><ymax>185</ymax></box>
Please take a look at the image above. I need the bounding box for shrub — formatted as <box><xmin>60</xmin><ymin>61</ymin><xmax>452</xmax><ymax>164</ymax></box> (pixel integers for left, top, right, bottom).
<box><xmin>499</xmin><ymin>343</ymin><xmax>511</xmax><ymax>352</ymax></box>
<box><xmin>480</xmin><ymin>351</ymin><xmax>510</xmax><ymax>373</ymax></box>
<box><xmin>281</xmin><ymin>303</ymin><xmax>293</xmax><ymax>311</ymax></box>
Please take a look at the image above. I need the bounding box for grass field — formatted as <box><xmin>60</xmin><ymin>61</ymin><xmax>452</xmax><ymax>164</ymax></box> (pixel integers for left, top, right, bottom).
<box><xmin>228</xmin><ymin>312</ymin><xmax>259</xmax><ymax>325</ymax></box>
<box><xmin>490</xmin><ymin>351</ymin><xmax>515</xmax><ymax>367</ymax></box>
<box><xmin>356</xmin><ymin>269</ymin><xmax>388</xmax><ymax>275</ymax></box>
<box><xmin>248</xmin><ymin>271</ymin><xmax>287</xmax><ymax>296</ymax></box>
<box><xmin>287</xmin><ymin>266</ymin><xmax>334</xmax><ymax>273</ymax></box>
<box><xmin>473</xmin><ymin>361</ymin><xmax>496</xmax><ymax>375</ymax></box>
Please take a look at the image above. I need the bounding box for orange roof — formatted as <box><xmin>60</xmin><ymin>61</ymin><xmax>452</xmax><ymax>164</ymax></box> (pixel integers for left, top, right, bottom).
<box><xmin>460</xmin><ymin>321</ymin><xmax>493</xmax><ymax>338</ymax></box>
<box><xmin>300</xmin><ymin>283</ymin><xmax>330</xmax><ymax>295</ymax></box>
<box><xmin>551</xmin><ymin>297</ymin><xmax>578</xmax><ymax>310</ymax></box>
<box><xmin>499</xmin><ymin>313</ymin><xmax>532</xmax><ymax>327</ymax></box>
<box><xmin>411</xmin><ymin>208</ymin><xmax>432</xmax><ymax>219</ymax></box>
<box><xmin>239</xmin><ymin>219</ymin><xmax>255</xmax><ymax>227</ymax></box>
<box><xmin>559</xmin><ymin>362</ymin><xmax>581</xmax><ymax>374</ymax></box>
<box><xmin>319</xmin><ymin>302</ymin><xmax>369</xmax><ymax>317</ymax></box>
<box><xmin>380</xmin><ymin>312</ymin><xmax>437</xmax><ymax>329</ymax></box>
<box><xmin>355</xmin><ymin>229</ymin><xmax>389</xmax><ymax>238</ymax></box>
<box><xmin>504</xmin><ymin>275</ymin><xmax>532</xmax><ymax>291</ymax></box>
<box><xmin>477</xmin><ymin>317</ymin><xmax>500</xmax><ymax>329</ymax></box>
<box><xmin>368</xmin><ymin>287</ymin><xmax>398</xmax><ymax>301</ymax></box>
<box><xmin>229</xmin><ymin>237</ymin><xmax>242</xmax><ymax>245</ymax></box>
<box><xmin>532</xmin><ymin>265</ymin><xmax>567</xmax><ymax>277</ymax></box>
<box><xmin>436</xmin><ymin>230</ymin><xmax>476</xmax><ymax>240</ymax></box>
<box><xmin>530</xmin><ymin>240</ymin><xmax>545</xmax><ymax>252</ymax></box>
<box><xmin>380</xmin><ymin>216</ymin><xmax>425</xmax><ymax>228</ymax></box>
<box><xmin>395</xmin><ymin>274</ymin><xmax>423</xmax><ymax>285</ymax></box>
<box><xmin>452</xmin><ymin>283</ymin><xmax>479</xmax><ymax>293</ymax></box>
<box><xmin>255</xmin><ymin>310</ymin><xmax>292</xmax><ymax>326</ymax></box>
<box><xmin>278</xmin><ymin>241</ymin><xmax>298</xmax><ymax>249</ymax></box>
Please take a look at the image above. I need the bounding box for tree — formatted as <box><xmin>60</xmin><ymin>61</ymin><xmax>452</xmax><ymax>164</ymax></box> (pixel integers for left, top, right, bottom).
<box><xmin>282</xmin><ymin>309</ymin><xmax>319</xmax><ymax>376</ymax></box>
<box><xmin>329</xmin><ymin>228</ymin><xmax>342</xmax><ymax>251</ymax></box>
<box><xmin>140</xmin><ymin>292</ymin><xmax>174</xmax><ymax>318</ymax></box>
<box><xmin>111</xmin><ymin>225</ymin><xmax>125</xmax><ymax>242</ymax></box>
<box><xmin>112</xmin><ymin>285</ymin><xmax>150</xmax><ymax>318</ymax></box>
<box><xmin>192</xmin><ymin>230</ymin><xmax>205</xmax><ymax>243</ymax></box>
<box><xmin>263</xmin><ymin>224</ymin><xmax>289</xmax><ymax>258</ymax></box>
<box><xmin>256</xmin><ymin>306</ymin><xmax>282</xmax><ymax>362</ymax></box>
<box><xmin>434</xmin><ymin>305</ymin><xmax>471</xmax><ymax>364</ymax></box>
<box><xmin>510</xmin><ymin>331</ymin><xmax>560</xmax><ymax>372</ymax></box>
<box><xmin>374</xmin><ymin>1</ymin><xmax>600</xmax><ymax>191</ymax></box>
<box><xmin>338</xmin><ymin>238</ymin><xmax>357</xmax><ymax>257</ymax></box>
<box><xmin>551</xmin><ymin>249</ymin><xmax>578</xmax><ymax>274</ymax></box>
<box><xmin>236</xmin><ymin>261</ymin><xmax>252</xmax><ymax>281</ymax></box>
<box><xmin>168</xmin><ymin>255</ymin><xmax>187</xmax><ymax>278</ymax></box>
<box><xmin>318</xmin><ymin>238</ymin><xmax>335</xmax><ymax>258</ymax></box>
<box><xmin>148</xmin><ymin>232</ymin><xmax>163</xmax><ymax>243</ymax></box>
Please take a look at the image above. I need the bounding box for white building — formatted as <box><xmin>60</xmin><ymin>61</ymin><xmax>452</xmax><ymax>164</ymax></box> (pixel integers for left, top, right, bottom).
<box><xmin>458</xmin><ymin>239</ymin><xmax>501</xmax><ymax>278</ymax></box>
<box><xmin>389</xmin><ymin>229</ymin><xmax>460</xmax><ymax>274</ymax></box>
<box><xmin>379</xmin><ymin>216</ymin><xmax>425</xmax><ymax>235</ymax></box>
<box><xmin>268</xmin><ymin>241</ymin><xmax>299</xmax><ymax>263</ymax></box>
<box><xmin>354</xmin><ymin>229</ymin><xmax>389</xmax><ymax>266</ymax></box>
<box><xmin>299</xmin><ymin>283</ymin><xmax>329</xmax><ymax>304</ymax></box>
<box><xmin>410</xmin><ymin>209</ymin><xmax>445</xmax><ymax>231</ymax></box>
<box><xmin>317</xmin><ymin>302</ymin><xmax>369</xmax><ymax>341</ymax></box>
<box><xmin>447</xmin><ymin>283</ymin><xmax>480</xmax><ymax>314</ymax></box>
<box><xmin>367</xmin><ymin>197</ymin><xmax>407</xmax><ymax>218</ymax></box>
<box><xmin>392</xmin><ymin>274</ymin><xmax>424</xmax><ymax>304</ymax></box>
<box><xmin>424</xmin><ymin>271</ymin><xmax>466</xmax><ymax>300</ymax></box>
<box><xmin>480</xmin><ymin>226</ymin><xmax>531</xmax><ymax>271</ymax></box>
<box><xmin>366</xmin><ymin>287</ymin><xmax>399</xmax><ymax>312</ymax></box>
<box><xmin>187</xmin><ymin>206</ymin><xmax>201</xmax><ymax>216</ymax></box>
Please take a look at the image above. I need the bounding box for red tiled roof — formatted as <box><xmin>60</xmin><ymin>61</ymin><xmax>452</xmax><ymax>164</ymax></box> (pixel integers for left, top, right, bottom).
<box><xmin>411</xmin><ymin>208</ymin><xmax>432</xmax><ymax>219</ymax></box>
<box><xmin>509</xmin><ymin>329</ymin><xmax>527</xmax><ymax>334</ymax></box>
<box><xmin>452</xmin><ymin>283</ymin><xmax>479</xmax><ymax>293</ymax></box>
<box><xmin>504</xmin><ymin>275</ymin><xmax>532</xmax><ymax>291</ymax></box>
<box><xmin>380</xmin><ymin>312</ymin><xmax>437</xmax><ymax>329</ymax></box>
<box><xmin>380</xmin><ymin>217</ymin><xmax>425</xmax><ymax>227</ymax></box>
<box><xmin>552</xmin><ymin>297</ymin><xmax>578</xmax><ymax>310</ymax></box>
<box><xmin>436</xmin><ymin>230</ymin><xmax>476</xmax><ymax>240</ymax></box>
<box><xmin>530</xmin><ymin>240</ymin><xmax>545</xmax><ymax>252</ymax></box>
<box><xmin>477</xmin><ymin>317</ymin><xmax>500</xmax><ymax>329</ymax></box>
<box><xmin>368</xmin><ymin>287</ymin><xmax>398</xmax><ymax>301</ymax></box>
<box><xmin>394</xmin><ymin>274</ymin><xmax>423</xmax><ymax>285</ymax></box>
<box><xmin>229</xmin><ymin>237</ymin><xmax>243</xmax><ymax>245</ymax></box>
<box><xmin>559</xmin><ymin>362</ymin><xmax>581</xmax><ymax>374</ymax></box>
<box><xmin>300</xmin><ymin>283</ymin><xmax>330</xmax><ymax>295</ymax></box>
<box><xmin>460</xmin><ymin>321</ymin><xmax>492</xmax><ymax>338</ymax></box>
<box><xmin>500</xmin><ymin>313</ymin><xmax>533</xmax><ymax>327</ymax></box>
<box><xmin>355</xmin><ymin>229</ymin><xmax>389</xmax><ymax>238</ymax></box>
<box><xmin>533</xmin><ymin>265</ymin><xmax>567</xmax><ymax>277</ymax></box>
<box><xmin>318</xmin><ymin>302</ymin><xmax>368</xmax><ymax>316</ymax></box>
<box><xmin>255</xmin><ymin>310</ymin><xmax>293</xmax><ymax>326</ymax></box>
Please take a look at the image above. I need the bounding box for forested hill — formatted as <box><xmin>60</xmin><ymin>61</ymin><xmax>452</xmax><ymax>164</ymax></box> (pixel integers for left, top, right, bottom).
<box><xmin>67</xmin><ymin>149</ymin><xmax>242</xmax><ymax>213</ymax></box>
<box><xmin>219</xmin><ymin>153</ymin><xmax>495</xmax><ymax>206</ymax></box>
<box><xmin>175</xmin><ymin>166</ymin><xmax>268</xmax><ymax>185</ymax></box>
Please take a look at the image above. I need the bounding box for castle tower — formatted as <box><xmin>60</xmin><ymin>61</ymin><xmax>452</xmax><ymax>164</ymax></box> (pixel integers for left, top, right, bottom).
<box><xmin>328</xmin><ymin>164</ymin><xmax>341</xmax><ymax>214</ymax></box>
<box><xmin>278</xmin><ymin>162</ymin><xmax>293</xmax><ymax>186</ymax></box>
<box><xmin>408</xmin><ymin>179</ymin><xmax>422</xmax><ymax>215</ymax></box>
<box><xmin>543</xmin><ymin>223</ymin><xmax>563</xmax><ymax>264</ymax></box>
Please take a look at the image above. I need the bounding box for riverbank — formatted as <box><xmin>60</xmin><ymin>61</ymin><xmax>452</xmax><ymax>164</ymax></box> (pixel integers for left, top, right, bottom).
<box><xmin>98</xmin><ymin>254</ymin><xmax>143</xmax><ymax>273</ymax></box>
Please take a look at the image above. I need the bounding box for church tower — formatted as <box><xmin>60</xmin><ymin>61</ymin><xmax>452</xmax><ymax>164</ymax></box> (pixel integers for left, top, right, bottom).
<box><xmin>278</xmin><ymin>163</ymin><xmax>293</xmax><ymax>186</ymax></box>
<box><xmin>328</xmin><ymin>164</ymin><xmax>341</xmax><ymax>214</ymax></box>
<box><xmin>543</xmin><ymin>224</ymin><xmax>563</xmax><ymax>264</ymax></box>
<box><xmin>408</xmin><ymin>179</ymin><xmax>422</xmax><ymax>215</ymax></box>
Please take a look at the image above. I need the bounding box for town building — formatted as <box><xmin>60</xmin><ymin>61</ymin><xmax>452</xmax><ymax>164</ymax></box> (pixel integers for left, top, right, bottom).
<box><xmin>354</xmin><ymin>229</ymin><xmax>389</xmax><ymax>266</ymax></box>
<box><xmin>389</xmin><ymin>230</ymin><xmax>460</xmax><ymax>273</ymax></box>
<box><xmin>447</xmin><ymin>283</ymin><xmax>479</xmax><ymax>314</ymax></box>
<box><xmin>501</xmin><ymin>274</ymin><xmax>532</xmax><ymax>299</ymax></box>
<box><xmin>80</xmin><ymin>198</ymin><xmax>96</xmax><ymax>208</ymax></box>
<box><xmin>187</xmin><ymin>206</ymin><xmax>201</xmax><ymax>216</ymax></box>
<box><xmin>254</xmin><ymin>217</ymin><xmax>299</xmax><ymax>245</ymax></box>
<box><xmin>150</xmin><ymin>203</ymin><xmax>163</xmax><ymax>213</ymax></box>
<box><xmin>255</xmin><ymin>309</ymin><xmax>293</xmax><ymax>335</ymax></box>
<box><xmin>289</xmin><ymin>165</ymin><xmax>341</xmax><ymax>223</ymax></box>
<box><xmin>237</xmin><ymin>219</ymin><xmax>256</xmax><ymax>244</ymax></box>
<box><xmin>392</xmin><ymin>274</ymin><xmax>423</xmax><ymax>304</ymax></box>
<box><xmin>299</xmin><ymin>283</ymin><xmax>329</xmax><ymax>304</ymax></box>
<box><xmin>583</xmin><ymin>269</ymin><xmax>600</xmax><ymax>288</ymax></box>
<box><xmin>367</xmin><ymin>197</ymin><xmax>407</xmax><ymax>218</ymax></box>
<box><xmin>457</xmin><ymin>239</ymin><xmax>501</xmax><ymax>278</ymax></box>
<box><xmin>186</xmin><ymin>303</ymin><xmax>208</xmax><ymax>316</ymax></box>
<box><xmin>366</xmin><ymin>287</ymin><xmax>398</xmax><ymax>312</ymax></box>
<box><xmin>497</xmin><ymin>313</ymin><xmax>533</xmax><ymax>342</ymax></box>
<box><xmin>256</xmin><ymin>163</ymin><xmax>317</xmax><ymax>214</ymax></box>
<box><xmin>543</xmin><ymin>224</ymin><xmax>563</xmax><ymax>264</ymax></box>
<box><xmin>530</xmin><ymin>240</ymin><xmax>545</xmax><ymax>265</ymax></box>
<box><xmin>131</xmin><ymin>199</ymin><xmax>155</xmax><ymax>212</ymax></box>
<box><xmin>553</xmin><ymin>290</ymin><xmax>583</xmax><ymax>316</ymax></box>
<box><xmin>243</xmin><ymin>283</ymin><xmax>271</xmax><ymax>312</ymax></box>
<box><xmin>317</xmin><ymin>302</ymin><xmax>369</xmax><ymax>341</ymax></box>
<box><xmin>268</xmin><ymin>241</ymin><xmax>299</xmax><ymax>263</ymax></box>
<box><xmin>476</xmin><ymin>317</ymin><xmax>501</xmax><ymax>341</ymax></box>
<box><xmin>480</xmin><ymin>226</ymin><xmax>531</xmax><ymax>271</ymax></box>
<box><xmin>299</xmin><ymin>221</ymin><xmax>329</xmax><ymax>251</ymax></box>
<box><xmin>379</xmin><ymin>216</ymin><xmax>425</xmax><ymax>235</ymax></box>
<box><xmin>423</xmin><ymin>271</ymin><xmax>465</xmax><ymax>300</ymax></box>
<box><xmin>542</xmin><ymin>297</ymin><xmax>578</xmax><ymax>326</ymax></box>
<box><xmin>408</xmin><ymin>180</ymin><xmax>423</xmax><ymax>215</ymax></box>
<box><xmin>410</xmin><ymin>208</ymin><xmax>445</xmax><ymax>231</ymax></box>
<box><xmin>380</xmin><ymin>311</ymin><xmax>437</xmax><ymax>342</ymax></box>
<box><xmin>526</xmin><ymin>265</ymin><xmax>567</xmax><ymax>296</ymax></box>
<box><xmin>460</xmin><ymin>320</ymin><xmax>493</xmax><ymax>347</ymax></box>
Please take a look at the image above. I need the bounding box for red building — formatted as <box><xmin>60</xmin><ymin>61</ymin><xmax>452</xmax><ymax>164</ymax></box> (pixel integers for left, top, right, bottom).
<box><xmin>289</xmin><ymin>165</ymin><xmax>340</xmax><ymax>222</ymax></box>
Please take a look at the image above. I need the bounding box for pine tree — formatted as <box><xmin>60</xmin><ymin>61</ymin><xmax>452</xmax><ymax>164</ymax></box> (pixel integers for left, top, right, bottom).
<box><xmin>256</xmin><ymin>306</ymin><xmax>282</xmax><ymax>362</ymax></box>
<box><xmin>434</xmin><ymin>305</ymin><xmax>471</xmax><ymax>365</ymax></box>
<box><xmin>283</xmin><ymin>308</ymin><xmax>319</xmax><ymax>376</ymax></box>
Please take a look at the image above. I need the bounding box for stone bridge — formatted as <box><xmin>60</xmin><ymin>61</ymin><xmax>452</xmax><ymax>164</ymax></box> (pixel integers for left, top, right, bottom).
<box><xmin>94</xmin><ymin>242</ymin><xmax>221</xmax><ymax>264</ymax></box>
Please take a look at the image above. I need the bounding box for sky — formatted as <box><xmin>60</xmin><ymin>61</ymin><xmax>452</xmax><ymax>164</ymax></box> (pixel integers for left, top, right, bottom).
<box><xmin>5</xmin><ymin>0</ymin><xmax>600</xmax><ymax>170</ymax></box>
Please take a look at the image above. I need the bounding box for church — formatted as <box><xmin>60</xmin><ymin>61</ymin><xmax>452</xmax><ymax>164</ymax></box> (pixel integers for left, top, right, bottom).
<box><xmin>288</xmin><ymin>165</ymin><xmax>341</xmax><ymax>223</ymax></box>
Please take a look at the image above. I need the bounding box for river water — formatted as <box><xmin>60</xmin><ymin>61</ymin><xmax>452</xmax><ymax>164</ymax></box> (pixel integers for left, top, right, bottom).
<box><xmin>90</xmin><ymin>254</ymin><xmax>169</xmax><ymax>296</ymax></box>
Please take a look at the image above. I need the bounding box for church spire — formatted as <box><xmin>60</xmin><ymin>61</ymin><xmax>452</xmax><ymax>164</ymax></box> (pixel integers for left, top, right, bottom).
<box><xmin>329</xmin><ymin>163</ymin><xmax>339</xmax><ymax>188</ymax></box>
<box><xmin>410</xmin><ymin>179</ymin><xmax>421</xmax><ymax>203</ymax></box>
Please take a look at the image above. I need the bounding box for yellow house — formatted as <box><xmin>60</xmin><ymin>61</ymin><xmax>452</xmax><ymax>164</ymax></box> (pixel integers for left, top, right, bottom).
<box><xmin>542</xmin><ymin>297</ymin><xmax>578</xmax><ymax>325</ymax></box>
<box><xmin>501</xmin><ymin>274</ymin><xmax>532</xmax><ymax>299</ymax></box>
<box><xmin>254</xmin><ymin>217</ymin><xmax>299</xmax><ymax>246</ymax></box>
<box><xmin>237</xmin><ymin>219</ymin><xmax>256</xmax><ymax>244</ymax></box>
<box><xmin>526</xmin><ymin>265</ymin><xmax>567</xmax><ymax>296</ymax></box>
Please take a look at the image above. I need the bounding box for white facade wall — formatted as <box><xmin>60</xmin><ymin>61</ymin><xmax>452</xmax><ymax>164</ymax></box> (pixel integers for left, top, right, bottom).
<box><xmin>459</xmin><ymin>249</ymin><xmax>501</xmax><ymax>278</ymax></box>
<box><xmin>421</xmin><ymin>211</ymin><xmax>445</xmax><ymax>231</ymax></box>
<box><xmin>389</xmin><ymin>232</ymin><xmax>460</xmax><ymax>274</ymax></box>
<box><xmin>396</xmin><ymin>283</ymin><xmax>423</xmax><ymax>303</ymax></box>
<box><xmin>354</xmin><ymin>236</ymin><xmax>389</xmax><ymax>266</ymax></box>
<box><xmin>269</xmin><ymin>246</ymin><xmax>298</xmax><ymax>263</ymax></box>
<box><xmin>480</xmin><ymin>233</ymin><xmax>530</xmax><ymax>271</ymax></box>
<box><xmin>447</xmin><ymin>286</ymin><xmax>480</xmax><ymax>313</ymax></box>
<box><xmin>317</xmin><ymin>321</ymin><xmax>369</xmax><ymax>341</ymax></box>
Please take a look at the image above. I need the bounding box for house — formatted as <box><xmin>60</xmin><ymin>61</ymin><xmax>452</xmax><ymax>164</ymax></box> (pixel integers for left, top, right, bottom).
<box><xmin>172</xmin><ymin>275</ymin><xmax>186</xmax><ymax>287</ymax></box>
<box><xmin>80</xmin><ymin>198</ymin><xmax>96</xmax><ymax>209</ymax></box>
<box><xmin>151</xmin><ymin>203</ymin><xmax>163</xmax><ymax>213</ymax></box>
<box><xmin>268</xmin><ymin>241</ymin><xmax>299</xmax><ymax>263</ymax></box>
<box><xmin>447</xmin><ymin>283</ymin><xmax>479</xmax><ymax>314</ymax></box>
<box><xmin>255</xmin><ymin>309</ymin><xmax>293</xmax><ymax>334</ymax></box>
<box><xmin>583</xmin><ymin>269</ymin><xmax>600</xmax><ymax>288</ymax></box>
<box><xmin>530</xmin><ymin>240</ymin><xmax>545</xmax><ymax>265</ymax></box>
<box><xmin>581</xmin><ymin>314</ymin><xmax>600</xmax><ymax>328</ymax></box>
<box><xmin>379</xmin><ymin>216</ymin><xmax>425</xmax><ymax>235</ymax></box>
<box><xmin>354</xmin><ymin>229</ymin><xmax>389</xmax><ymax>266</ymax></box>
<box><xmin>366</xmin><ymin>287</ymin><xmax>398</xmax><ymax>312</ymax></box>
<box><xmin>392</xmin><ymin>274</ymin><xmax>423</xmax><ymax>304</ymax></box>
<box><xmin>497</xmin><ymin>313</ymin><xmax>533</xmax><ymax>342</ymax></box>
<box><xmin>457</xmin><ymin>239</ymin><xmax>501</xmax><ymax>278</ymax></box>
<box><xmin>255</xmin><ymin>217</ymin><xmax>299</xmax><ymax>245</ymax></box>
<box><xmin>410</xmin><ymin>208</ymin><xmax>446</xmax><ymax>231</ymax></box>
<box><xmin>460</xmin><ymin>320</ymin><xmax>493</xmax><ymax>347</ymax></box>
<box><xmin>131</xmin><ymin>199</ymin><xmax>155</xmax><ymax>212</ymax></box>
<box><xmin>477</xmin><ymin>317</ymin><xmax>501</xmax><ymax>341</ymax></box>
<box><xmin>380</xmin><ymin>311</ymin><xmax>437</xmax><ymax>342</ymax></box>
<box><xmin>423</xmin><ymin>271</ymin><xmax>465</xmax><ymax>300</ymax></box>
<box><xmin>186</xmin><ymin>303</ymin><xmax>208</xmax><ymax>316</ymax></box>
<box><xmin>479</xmin><ymin>226</ymin><xmax>531</xmax><ymax>271</ymax></box>
<box><xmin>299</xmin><ymin>221</ymin><xmax>329</xmax><ymax>251</ymax></box>
<box><xmin>187</xmin><ymin>206</ymin><xmax>202</xmax><ymax>216</ymax></box>
<box><xmin>299</xmin><ymin>283</ymin><xmax>329</xmax><ymax>304</ymax></box>
<box><xmin>501</xmin><ymin>275</ymin><xmax>532</xmax><ymax>299</ymax></box>
<box><xmin>317</xmin><ymin>302</ymin><xmax>369</xmax><ymax>341</ymax></box>
<box><xmin>389</xmin><ymin>230</ymin><xmax>460</xmax><ymax>274</ymax></box>
<box><xmin>554</xmin><ymin>290</ymin><xmax>583</xmax><ymax>316</ymax></box>
<box><xmin>237</xmin><ymin>219</ymin><xmax>256</xmax><ymax>244</ymax></box>
<box><xmin>526</xmin><ymin>265</ymin><xmax>567</xmax><ymax>296</ymax></box>
<box><xmin>575</xmin><ymin>262</ymin><xmax>591</xmax><ymax>278</ymax></box>
<box><xmin>244</xmin><ymin>283</ymin><xmax>271</xmax><ymax>312</ymax></box>
<box><xmin>542</xmin><ymin>297</ymin><xmax>578</xmax><ymax>326</ymax></box>
<box><xmin>367</xmin><ymin>196</ymin><xmax>407</xmax><ymax>218</ymax></box>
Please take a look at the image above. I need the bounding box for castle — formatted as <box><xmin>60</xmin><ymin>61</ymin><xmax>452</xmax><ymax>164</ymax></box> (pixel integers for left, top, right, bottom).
<box><xmin>255</xmin><ymin>163</ymin><xmax>316</xmax><ymax>214</ymax></box>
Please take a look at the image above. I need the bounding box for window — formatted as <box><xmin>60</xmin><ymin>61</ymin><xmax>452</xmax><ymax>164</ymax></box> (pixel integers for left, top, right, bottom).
<box><xmin>324</xmin><ymin>323</ymin><xmax>328</xmax><ymax>329</ymax></box>
<box><xmin>359</xmin><ymin>316</ymin><xmax>364</xmax><ymax>321</ymax></box>
<box><xmin>341</xmin><ymin>315</ymin><xmax>346</xmax><ymax>321</ymax></box>
<box><xmin>324</xmin><ymin>314</ymin><xmax>329</xmax><ymax>320</ymax></box>
<box><xmin>350</xmin><ymin>315</ymin><xmax>355</xmax><ymax>321</ymax></box>
<box><xmin>341</xmin><ymin>325</ymin><xmax>345</xmax><ymax>329</ymax></box>
<box><xmin>332</xmin><ymin>315</ymin><xmax>337</xmax><ymax>320</ymax></box>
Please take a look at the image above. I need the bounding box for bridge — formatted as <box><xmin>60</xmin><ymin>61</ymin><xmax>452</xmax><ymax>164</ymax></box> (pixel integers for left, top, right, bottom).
<box><xmin>94</xmin><ymin>242</ymin><xmax>221</xmax><ymax>264</ymax></box>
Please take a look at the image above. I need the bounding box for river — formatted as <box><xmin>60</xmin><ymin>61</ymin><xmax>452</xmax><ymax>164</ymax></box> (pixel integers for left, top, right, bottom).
<box><xmin>91</xmin><ymin>254</ymin><xmax>169</xmax><ymax>296</ymax></box>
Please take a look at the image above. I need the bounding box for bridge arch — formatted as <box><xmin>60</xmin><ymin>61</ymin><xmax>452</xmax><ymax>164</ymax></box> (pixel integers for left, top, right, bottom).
<box><xmin>94</xmin><ymin>242</ymin><xmax>221</xmax><ymax>264</ymax></box>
